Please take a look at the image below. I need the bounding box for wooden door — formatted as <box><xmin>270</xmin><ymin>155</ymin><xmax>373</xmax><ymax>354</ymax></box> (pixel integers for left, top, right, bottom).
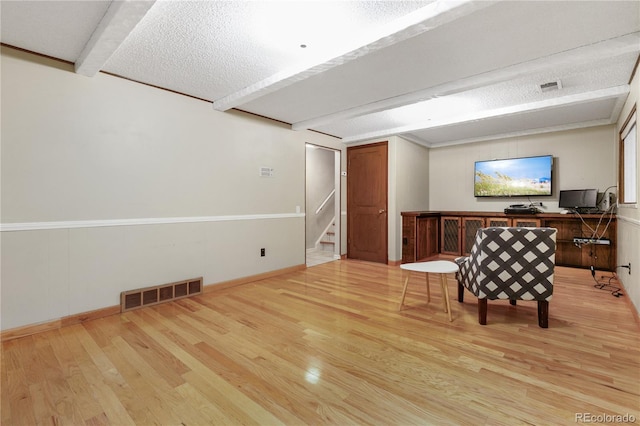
<box><xmin>347</xmin><ymin>142</ymin><xmax>388</xmax><ymax>263</ymax></box>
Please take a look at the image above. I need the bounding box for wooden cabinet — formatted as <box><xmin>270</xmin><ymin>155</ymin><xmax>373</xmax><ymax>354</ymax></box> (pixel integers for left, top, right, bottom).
<box><xmin>402</xmin><ymin>213</ymin><xmax>439</xmax><ymax>263</ymax></box>
<box><xmin>545</xmin><ymin>217</ymin><xmax>616</xmax><ymax>271</ymax></box>
<box><xmin>442</xmin><ymin>215</ymin><xmax>494</xmax><ymax>256</ymax></box>
<box><xmin>441</xmin><ymin>216</ymin><xmax>541</xmax><ymax>256</ymax></box>
<box><xmin>545</xmin><ymin>218</ymin><xmax>583</xmax><ymax>267</ymax></box>
<box><xmin>486</xmin><ymin>217</ymin><xmax>511</xmax><ymax>227</ymax></box>
<box><xmin>462</xmin><ymin>217</ymin><xmax>484</xmax><ymax>254</ymax></box>
<box><xmin>417</xmin><ymin>216</ymin><xmax>439</xmax><ymax>260</ymax></box>
<box><xmin>405</xmin><ymin>211</ymin><xmax>617</xmax><ymax>271</ymax></box>
<box><xmin>440</xmin><ymin>216</ymin><xmax>461</xmax><ymax>255</ymax></box>
<box><xmin>486</xmin><ymin>217</ymin><xmax>542</xmax><ymax>227</ymax></box>
<box><xmin>513</xmin><ymin>218</ymin><xmax>542</xmax><ymax>227</ymax></box>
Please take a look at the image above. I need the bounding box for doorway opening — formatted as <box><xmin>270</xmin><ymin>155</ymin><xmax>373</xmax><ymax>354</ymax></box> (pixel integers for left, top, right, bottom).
<box><xmin>305</xmin><ymin>144</ymin><xmax>341</xmax><ymax>267</ymax></box>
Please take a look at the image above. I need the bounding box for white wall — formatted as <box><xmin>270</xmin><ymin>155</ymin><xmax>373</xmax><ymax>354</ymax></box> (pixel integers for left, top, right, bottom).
<box><xmin>0</xmin><ymin>47</ymin><xmax>343</xmax><ymax>330</ymax></box>
<box><xmin>429</xmin><ymin>125</ymin><xmax>617</xmax><ymax>213</ymax></box>
<box><xmin>394</xmin><ymin>137</ymin><xmax>430</xmax><ymax>213</ymax></box>
<box><xmin>391</xmin><ymin>137</ymin><xmax>430</xmax><ymax>261</ymax></box>
<box><xmin>616</xmin><ymin>67</ymin><xmax>640</xmax><ymax>314</ymax></box>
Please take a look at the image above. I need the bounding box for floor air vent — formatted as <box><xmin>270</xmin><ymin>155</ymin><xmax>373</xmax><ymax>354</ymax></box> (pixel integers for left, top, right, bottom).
<box><xmin>120</xmin><ymin>277</ymin><xmax>203</xmax><ymax>312</ymax></box>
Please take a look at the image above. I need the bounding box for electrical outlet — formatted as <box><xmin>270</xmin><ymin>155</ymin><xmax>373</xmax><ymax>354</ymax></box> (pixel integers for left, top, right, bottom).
<box><xmin>260</xmin><ymin>248</ymin><xmax>265</xmax><ymax>257</ymax></box>
<box><xmin>619</xmin><ymin>262</ymin><xmax>631</xmax><ymax>275</ymax></box>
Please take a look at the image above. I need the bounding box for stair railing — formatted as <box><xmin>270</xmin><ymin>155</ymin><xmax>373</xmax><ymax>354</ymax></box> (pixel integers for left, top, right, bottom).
<box><xmin>315</xmin><ymin>189</ymin><xmax>335</xmax><ymax>215</ymax></box>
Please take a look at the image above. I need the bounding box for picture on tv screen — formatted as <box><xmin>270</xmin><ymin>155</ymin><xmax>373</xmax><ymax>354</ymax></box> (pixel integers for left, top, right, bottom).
<box><xmin>474</xmin><ymin>155</ymin><xmax>553</xmax><ymax>197</ymax></box>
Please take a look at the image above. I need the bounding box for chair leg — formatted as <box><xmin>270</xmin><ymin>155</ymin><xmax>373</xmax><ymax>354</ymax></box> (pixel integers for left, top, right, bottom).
<box><xmin>509</xmin><ymin>299</ymin><xmax>517</xmax><ymax>306</ymax></box>
<box><xmin>478</xmin><ymin>298</ymin><xmax>487</xmax><ymax>325</ymax></box>
<box><xmin>538</xmin><ymin>300</ymin><xmax>549</xmax><ymax>328</ymax></box>
<box><xmin>457</xmin><ymin>282</ymin><xmax>464</xmax><ymax>303</ymax></box>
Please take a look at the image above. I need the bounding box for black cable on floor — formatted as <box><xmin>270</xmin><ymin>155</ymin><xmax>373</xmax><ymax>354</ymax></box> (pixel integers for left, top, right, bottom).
<box><xmin>590</xmin><ymin>265</ymin><xmax>623</xmax><ymax>297</ymax></box>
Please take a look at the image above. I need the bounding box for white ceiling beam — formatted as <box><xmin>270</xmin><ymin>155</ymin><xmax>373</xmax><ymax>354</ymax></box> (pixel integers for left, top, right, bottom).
<box><xmin>609</xmin><ymin>92</ymin><xmax>630</xmax><ymax>125</ymax></box>
<box><xmin>294</xmin><ymin>32</ymin><xmax>640</xmax><ymax>131</ymax></box>
<box><xmin>340</xmin><ymin>85</ymin><xmax>630</xmax><ymax>144</ymax></box>
<box><xmin>75</xmin><ymin>0</ymin><xmax>156</xmax><ymax>77</ymax></box>
<box><xmin>212</xmin><ymin>0</ymin><xmax>498</xmax><ymax>112</ymax></box>
<box><xmin>424</xmin><ymin>118</ymin><xmax>616</xmax><ymax>148</ymax></box>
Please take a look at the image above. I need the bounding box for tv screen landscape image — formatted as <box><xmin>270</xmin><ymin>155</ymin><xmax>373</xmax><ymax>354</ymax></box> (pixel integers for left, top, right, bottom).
<box><xmin>474</xmin><ymin>155</ymin><xmax>553</xmax><ymax>197</ymax></box>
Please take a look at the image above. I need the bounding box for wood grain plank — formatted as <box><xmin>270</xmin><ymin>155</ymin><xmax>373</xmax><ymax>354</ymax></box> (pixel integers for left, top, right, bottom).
<box><xmin>58</xmin><ymin>325</ymin><xmax>136</xmax><ymax>425</ymax></box>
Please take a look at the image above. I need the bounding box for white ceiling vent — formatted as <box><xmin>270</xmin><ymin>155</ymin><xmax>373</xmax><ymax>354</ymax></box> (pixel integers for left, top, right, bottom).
<box><xmin>540</xmin><ymin>80</ymin><xmax>562</xmax><ymax>93</ymax></box>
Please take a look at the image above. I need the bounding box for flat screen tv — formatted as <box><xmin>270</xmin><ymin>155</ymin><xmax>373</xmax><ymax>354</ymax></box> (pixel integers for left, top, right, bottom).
<box><xmin>474</xmin><ymin>155</ymin><xmax>553</xmax><ymax>197</ymax></box>
<box><xmin>558</xmin><ymin>189</ymin><xmax>598</xmax><ymax>210</ymax></box>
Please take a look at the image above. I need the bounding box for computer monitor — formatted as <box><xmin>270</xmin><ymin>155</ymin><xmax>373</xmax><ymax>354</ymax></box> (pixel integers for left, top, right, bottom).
<box><xmin>558</xmin><ymin>189</ymin><xmax>598</xmax><ymax>209</ymax></box>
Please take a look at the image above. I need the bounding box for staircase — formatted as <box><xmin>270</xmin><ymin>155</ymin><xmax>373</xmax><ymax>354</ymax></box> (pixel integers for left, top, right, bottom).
<box><xmin>318</xmin><ymin>222</ymin><xmax>336</xmax><ymax>252</ymax></box>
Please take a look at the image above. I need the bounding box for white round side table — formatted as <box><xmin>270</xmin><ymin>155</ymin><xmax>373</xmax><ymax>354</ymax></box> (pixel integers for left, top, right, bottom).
<box><xmin>399</xmin><ymin>260</ymin><xmax>459</xmax><ymax>322</ymax></box>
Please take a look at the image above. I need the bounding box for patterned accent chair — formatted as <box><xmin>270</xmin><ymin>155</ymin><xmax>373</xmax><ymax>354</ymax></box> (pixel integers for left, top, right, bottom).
<box><xmin>455</xmin><ymin>227</ymin><xmax>557</xmax><ymax>328</ymax></box>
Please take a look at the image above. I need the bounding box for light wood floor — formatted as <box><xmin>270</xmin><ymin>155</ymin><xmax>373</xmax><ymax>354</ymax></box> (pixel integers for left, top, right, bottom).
<box><xmin>2</xmin><ymin>259</ymin><xmax>639</xmax><ymax>425</ymax></box>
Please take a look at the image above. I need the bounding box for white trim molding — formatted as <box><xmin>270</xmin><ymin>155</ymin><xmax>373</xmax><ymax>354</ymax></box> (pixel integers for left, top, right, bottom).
<box><xmin>617</xmin><ymin>214</ymin><xmax>640</xmax><ymax>227</ymax></box>
<box><xmin>0</xmin><ymin>213</ymin><xmax>305</xmax><ymax>232</ymax></box>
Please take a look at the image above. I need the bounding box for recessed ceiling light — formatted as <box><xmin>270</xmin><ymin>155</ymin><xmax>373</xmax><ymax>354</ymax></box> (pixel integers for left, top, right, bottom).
<box><xmin>300</xmin><ymin>44</ymin><xmax>307</xmax><ymax>48</ymax></box>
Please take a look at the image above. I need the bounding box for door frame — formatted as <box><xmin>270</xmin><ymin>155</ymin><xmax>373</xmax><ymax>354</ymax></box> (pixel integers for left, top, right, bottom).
<box><xmin>305</xmin><ymin>143</ymin><xmax>342</xmax><ymax>261</ymax></box>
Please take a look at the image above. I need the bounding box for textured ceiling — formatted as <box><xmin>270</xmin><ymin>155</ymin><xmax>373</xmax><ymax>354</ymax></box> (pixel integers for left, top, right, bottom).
<box><xmin>1</xmin><ymin>0</ymin><xmax>638</xmax><ymax>147</ymax></box>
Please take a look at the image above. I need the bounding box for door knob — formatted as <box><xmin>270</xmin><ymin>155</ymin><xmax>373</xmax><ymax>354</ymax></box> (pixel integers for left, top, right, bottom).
<box><xmin>379</xmin><ymin>209</ymin><xmax>386</xmax><ymax>214</ymax></box>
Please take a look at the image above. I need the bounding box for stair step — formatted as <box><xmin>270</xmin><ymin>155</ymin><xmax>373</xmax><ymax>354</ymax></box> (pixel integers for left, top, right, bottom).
<box><xmin>316</xmin><ymin>220</ymin><xmax>337</xmax><ymax>252</ymax></box>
